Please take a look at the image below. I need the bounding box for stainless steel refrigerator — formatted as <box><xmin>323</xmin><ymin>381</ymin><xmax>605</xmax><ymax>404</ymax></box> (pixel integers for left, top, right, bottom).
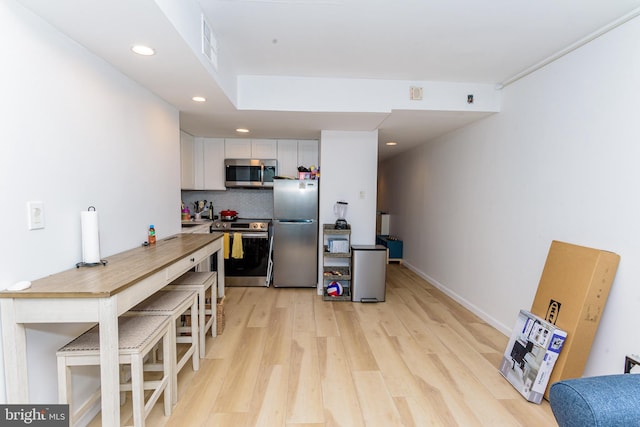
<box><xmin>272</xmin><ymin>179</ymin><xmax>319</xmax><ymax>287</ymax></box>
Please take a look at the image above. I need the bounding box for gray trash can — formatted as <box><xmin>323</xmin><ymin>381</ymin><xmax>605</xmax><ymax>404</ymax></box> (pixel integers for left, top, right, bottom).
<box><xmin>351</xmin><ymin>245</ymin><xmax>387</xmax><ymax>302</ymax></box>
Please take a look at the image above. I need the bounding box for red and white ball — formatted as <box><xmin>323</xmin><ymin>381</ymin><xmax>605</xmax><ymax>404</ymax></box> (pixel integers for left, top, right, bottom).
<box><xmin>327</xmin><ymin>281</ymin><xmax>344</xmax><ymax>296</ymax></box>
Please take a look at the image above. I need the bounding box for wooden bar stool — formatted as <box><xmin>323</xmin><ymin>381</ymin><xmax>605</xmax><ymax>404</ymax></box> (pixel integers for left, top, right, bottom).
<box><xmin>128</xmin><ymin>290</ymin><xmax>199</xmax><ymax>404</ymax></box>
<box><xmin>165</xmin><ymin>271</ymin><xmax>217</xmax><ymax>358</ymax></box>
<box><xmin>56</xmin><ymin>315</ymin><xmax>172</xmax><ymax>427</ymax></box>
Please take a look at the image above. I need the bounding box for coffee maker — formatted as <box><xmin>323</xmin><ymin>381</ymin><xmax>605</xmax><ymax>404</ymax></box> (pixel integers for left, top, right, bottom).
<box><xmin>334</xmin><ymin>201</ymin><xmax>349</xmax><ymax>229</ymax></box>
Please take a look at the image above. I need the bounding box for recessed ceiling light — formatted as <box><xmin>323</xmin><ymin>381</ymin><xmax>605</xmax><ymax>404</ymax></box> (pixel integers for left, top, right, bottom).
<box><xmin>131</xmin><ymin>45</ymin><xmax>155</xmax><ymax>56</ymax></box>
<box><xmin>236</xmin><ymin>128</ymin><xmax>250</xmax><ymax>133</ymax></box>
<box><xmin>192</xmin><ymin>96</ymin><xmax>206</xmax><ymax>102</ymax></box>
<box><xmin>385</xmin><ymin>141</ymin><xmax>398</xmax><ymax>146</ymax></box>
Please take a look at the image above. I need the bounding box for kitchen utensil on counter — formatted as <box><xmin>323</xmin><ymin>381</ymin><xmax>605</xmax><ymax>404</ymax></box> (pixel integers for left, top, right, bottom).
<box><xmin>334</xmin><ymin>201</ymin><xmax>348</xmax><ymax>229</ymax></box>
<box><xmin>220</xmin><ymin>209</ymin><xmax>238</xmax><ymax>221</ymax></box>
<box><xmin>193</xmin><ymin>200</ymin><xmax>208</xmax><ymax>214</ymax></box>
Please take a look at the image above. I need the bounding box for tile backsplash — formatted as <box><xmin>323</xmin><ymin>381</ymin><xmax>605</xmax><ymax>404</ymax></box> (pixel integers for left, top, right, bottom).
<box><xmin>181</xmin><ymin>188</ymin><xmax>274</xmax><ymax>219</ymax></box>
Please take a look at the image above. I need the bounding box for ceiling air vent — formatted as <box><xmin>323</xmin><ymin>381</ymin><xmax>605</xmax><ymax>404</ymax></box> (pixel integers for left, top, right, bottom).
<box><xmin>201</xmin><ymin>14</ymin><xmax>218</xmax><ymax>70</ymax></box>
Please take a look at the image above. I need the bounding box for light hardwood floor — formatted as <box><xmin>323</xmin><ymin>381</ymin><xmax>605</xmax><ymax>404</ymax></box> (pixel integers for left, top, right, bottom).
<box><xmin>90</xmin><ymin>263</ymin><xmax>558</xmax><ymax>426</ymax></box>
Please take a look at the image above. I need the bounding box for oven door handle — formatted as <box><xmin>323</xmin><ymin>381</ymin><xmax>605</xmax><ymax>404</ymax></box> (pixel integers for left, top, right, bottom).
<box><xmin>236</xmin><ymin>232</ymin><xmax>269</xmax><ymax>239</ymax></box>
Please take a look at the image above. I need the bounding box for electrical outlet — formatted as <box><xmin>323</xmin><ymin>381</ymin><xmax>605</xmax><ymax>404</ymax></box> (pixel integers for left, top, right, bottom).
<box><xmin>27</xmin><ymin>201</ymin><xmax>44</xmax><ymax>230</ymax></box>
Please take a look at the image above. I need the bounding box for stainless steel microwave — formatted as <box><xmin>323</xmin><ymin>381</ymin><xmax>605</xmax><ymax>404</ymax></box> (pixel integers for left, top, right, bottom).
<box><xmin>224</xmin><ymin>159</ymin><xmax>277</xmax><ymax>188</ymax></box>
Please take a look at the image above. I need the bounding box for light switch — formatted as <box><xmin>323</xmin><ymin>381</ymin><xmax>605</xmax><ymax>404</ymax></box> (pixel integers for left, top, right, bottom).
<box><xmin>359</xmin><ymin>191</ymin><xmax>366</xmax><ymax>199</ymax></box>
<box><xmin>27</xmin><ymin>201</ymin><xmax>44</xmax><ymax>230</ymax></box>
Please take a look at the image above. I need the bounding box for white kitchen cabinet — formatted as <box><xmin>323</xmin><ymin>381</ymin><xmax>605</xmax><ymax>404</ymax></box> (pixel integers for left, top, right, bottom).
<box><xmin>224</xmin><ymin>138</ymin><xmax>251</xmax><ymax>158</ymax></box>
<box><xmin>183</xmin><ymin>137</ymin><xmax>225</xmax><ymax>190</ymax></box>
<box><xmin>181</xmin><ymin>131</ymin><xmax>196</xmax><ymax>189</ymax></box>
<box><xmin>224</xmin><ymin>138</ymin><xmax>277</xmax><ymax>159</ymax></box>
<box><xmin>185</xmin><ymin>137</ymin><xmax>318</xmax><ymax>188</ymax></box>
<box><xmin>251</xmin><ymin>139</ymin><xmax>278</xmax><ymax>159</ymax></box>
<box><xmin>202</xmin><ymin>138</ymin><xmax>225</xmax><ymax>190</ymax></box>
<box><xmin>276</xmin><ymin>139</ymin><xmax>319</xmax><ymax>178</ymax></box>
<box><xmin>277</xmin><ymin>139</ymin><xmax>299</xmax><ymax>178</ymax></box>
<box><xmin>298</xmin><ymin>139</ymin><xmax>319</xmax><ymax>169</ymax></box>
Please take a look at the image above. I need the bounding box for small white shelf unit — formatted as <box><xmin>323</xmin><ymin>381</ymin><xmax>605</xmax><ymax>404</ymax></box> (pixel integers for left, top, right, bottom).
<box><xmin>322</xmin><ymin>224</ymin><xmax>352</xmax><ymax>301</ymax></box>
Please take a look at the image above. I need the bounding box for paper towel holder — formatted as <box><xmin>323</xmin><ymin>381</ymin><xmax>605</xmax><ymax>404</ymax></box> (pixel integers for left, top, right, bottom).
<box><xmin>76</xmin><ymin>206</ymin><xmax>108</xmax><ymax>268</ymax></box>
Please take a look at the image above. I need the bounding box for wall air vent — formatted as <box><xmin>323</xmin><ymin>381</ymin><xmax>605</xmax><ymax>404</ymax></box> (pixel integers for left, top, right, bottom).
<box><xmin>201</xmin><ymin>14</ymin><xmax>218</xmax><ymax>70</ymax></box>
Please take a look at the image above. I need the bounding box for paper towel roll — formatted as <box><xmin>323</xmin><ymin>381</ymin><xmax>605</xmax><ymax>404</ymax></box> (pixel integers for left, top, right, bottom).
<box><xmin>81</xmin><ymin>208</ymin><xmax>101</xmax><ymax>264</ymax></box>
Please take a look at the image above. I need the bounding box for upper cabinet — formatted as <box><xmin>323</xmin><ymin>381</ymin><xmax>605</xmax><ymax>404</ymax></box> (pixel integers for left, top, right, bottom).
<box><xmin>181</xmin><ymin>136</ymin><xmax>225</xmax><ymax>190</ymax></box>
<box><xmin>181</xmin><ymin>136</ymin><xmax>319</xmax><ymax>189</ymax></box>
<box><xmin>298</xmin><ymin>140</ymin><xmax>319</xmax><ymax>169</ymax></box>
<box><xmin>251</xmin><ymin>139</ymin><xmax>278</xmax><ymax>159</ymax></box>
<box><xmin>202</xmin><ymin>138</ymin><xmax>225</xmax><ymax>190</ymax></box>
<box><xmin>277</xmin><ymin>139</ymin><xmax>299</xmax><ymax>178</ymax></box>
<box><xmin>277</xmin><ymin>139</ymin><xmax>319</xmax><ymax>178</ymax></box>
<box><xmin>224</xmin><ymin>138</ymin><xmax>251</xmax><ymax>158</ymax></box>
<box><xmin>224</xmin><ymin>138</ymin><xmax>277</xmax><ymax>159</ymax></box>
<box><xmin>180</xmin><ymin>131</ymin><xmax>196</xmax><ymax>189</ymax></box>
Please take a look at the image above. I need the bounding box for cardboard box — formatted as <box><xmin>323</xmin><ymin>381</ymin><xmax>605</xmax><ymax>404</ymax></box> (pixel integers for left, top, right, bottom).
<box><xmin>499</xmin><ymin>310</ymin><xmax>567</xmax><ymax>404</ymax></box>
<box><xmin>530</xmin><ymin>240</ymin><xmax>620</xmax><ymax>398</ymax></box>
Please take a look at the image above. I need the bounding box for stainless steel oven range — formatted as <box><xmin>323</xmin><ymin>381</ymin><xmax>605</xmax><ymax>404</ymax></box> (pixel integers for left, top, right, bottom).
<box><xmin>212</xmin><ymin>219</ymin><xmax>271</xmax><ymax>286</ymax></box>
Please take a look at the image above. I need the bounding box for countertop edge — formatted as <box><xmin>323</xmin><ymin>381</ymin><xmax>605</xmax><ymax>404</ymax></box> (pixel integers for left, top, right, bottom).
<box><xmin>0</xmin><ymin>233</ymin><xmax>223</xmax><ymax>299</ymax></box>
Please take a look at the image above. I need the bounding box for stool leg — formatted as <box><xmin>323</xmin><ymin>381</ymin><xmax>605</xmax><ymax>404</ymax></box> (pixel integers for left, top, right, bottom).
<box><xmin>57</xmin><ymin>356</ymin><xmax>72</xmax><ymax>423</ymax></box>
<box><xmin>120</xmin><ymin>365</ymin><xmax>128</xmax><ymax>405</ymax></box>
<box><xmin>191</xmin><ymin>297</ymin><xmax>200</xmax><ymax>372</ymax></box>
<box><xmin>211</xmin><ymin>279</ymin><xmax>218</xmax><ymax>338</ymax></box>
<box><xmin>131</xmin><ymin>355</ymin><xmax>145</xmax><ymax>427</ymax></box>
<box><xmin>162</xmin><ymin>330</ymin><xmax>172</xmax><ymax>416</ymax></box>
<box><xmin>168</xmin><ymin>317</ymin><xmax>178</xmax><ymax>405</ymax></box>
<box><xmin>211</xmin><ymin>298</ymin><xmax>217</xmax><ymax>338</ymax></box>
<box><xmin>198</xmin><ymin>289</ymin><xmax>206</xmax><ymax>359</ymax></box>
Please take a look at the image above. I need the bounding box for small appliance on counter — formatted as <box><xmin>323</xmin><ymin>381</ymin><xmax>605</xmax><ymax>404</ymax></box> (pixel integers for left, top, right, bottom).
<box><xmin>334</xmin><ymin>201</ymin><xmax>349</xmax><ymax>229</ymax></box>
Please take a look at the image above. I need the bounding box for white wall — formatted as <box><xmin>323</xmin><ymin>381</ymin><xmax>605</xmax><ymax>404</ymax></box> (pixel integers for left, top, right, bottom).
<box><xmin>318</xmin><ymin>131</ymin><xmax>378</xmax><ymax>292</ymax></box>
<box><xmin>0</xmin><ymin>1</ymin><xmax>181</xmax><ymax>405</ymax></box>
<box><xmin>378</xmin><ymin>15</ymin><xmax>640</xmax><ymax>377</ymax></box>
<box><xmin>239</xmin><ymin>76</ymin><xmax>501</xmax><ymax>114</ymax></box>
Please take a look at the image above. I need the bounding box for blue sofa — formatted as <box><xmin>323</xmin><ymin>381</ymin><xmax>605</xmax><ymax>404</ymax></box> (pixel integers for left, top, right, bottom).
<box><xmin>549</xmin><ymin>374</ymin><xmax>640</xmax><ymax>426</ymax></box>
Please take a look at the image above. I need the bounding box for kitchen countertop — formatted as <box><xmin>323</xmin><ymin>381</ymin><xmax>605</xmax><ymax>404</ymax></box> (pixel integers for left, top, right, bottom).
<box><xmin>0</xmin><ymin>233</ymin><xmax>222</xmax><ymax>298</ymax></box>
<box><xmin>0</xmin><ymin>232</ymin><xmax>224</xmax><ymax>425</ymax></box>
<box><xmin>181</xmin><ymin>220</ymin><xmax>213</xmax><ymax>234</ymax></box>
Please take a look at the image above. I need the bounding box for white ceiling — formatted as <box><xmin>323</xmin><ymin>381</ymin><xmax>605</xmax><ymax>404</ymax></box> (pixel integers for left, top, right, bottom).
<box><xmin>17</xmin><ymin>0</ymin><xmax>640</xmax><ymax>160</ymax></box>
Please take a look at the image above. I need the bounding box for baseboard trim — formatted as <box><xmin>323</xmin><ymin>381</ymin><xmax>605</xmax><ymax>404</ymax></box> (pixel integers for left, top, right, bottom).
<box><xmin>400</xmin><ymin>260</ymin><xmax>512</xmax><ymax>336</ymax></box>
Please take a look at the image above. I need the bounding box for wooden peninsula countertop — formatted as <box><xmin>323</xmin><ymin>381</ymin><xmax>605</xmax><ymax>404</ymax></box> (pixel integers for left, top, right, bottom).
<box><xmin>1</xmin><ymin>231</ymin><xmax>225</xmax><ymax>425</ymax></box>
<box><xmin>0</xmin><ymin>232</ymin><xmax>223</xmax><ymax>299</ymax></box>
